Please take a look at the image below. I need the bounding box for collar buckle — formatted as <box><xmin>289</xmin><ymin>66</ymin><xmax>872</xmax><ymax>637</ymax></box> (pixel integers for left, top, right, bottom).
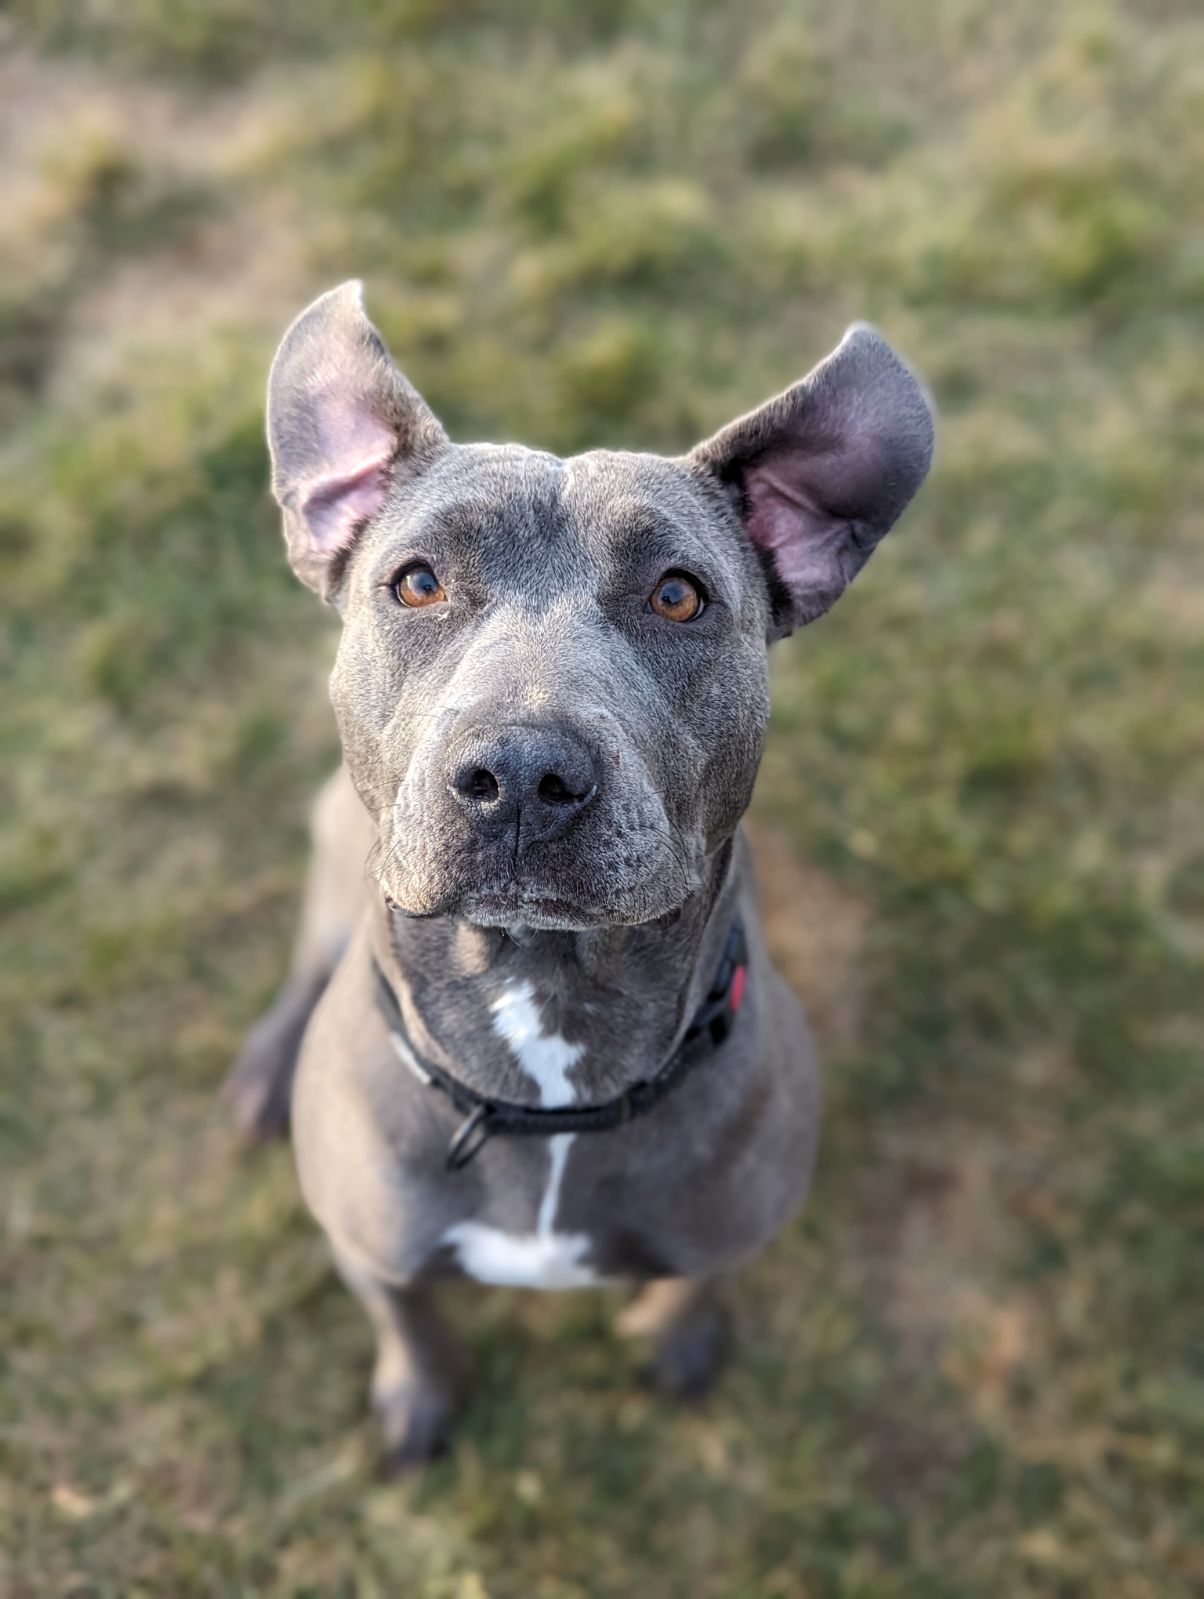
<box><xmin>446</xmin><ymin>1102</ymin><xmax>495</xmax><ymax>1170</ymax></box>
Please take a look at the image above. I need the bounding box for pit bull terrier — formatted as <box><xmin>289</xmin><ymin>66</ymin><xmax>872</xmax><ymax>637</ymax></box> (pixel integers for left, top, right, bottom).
<box><xmin>224</xmin><ymin>282</ymin><xmax>933</xmax><ymax>1466</ymax></box>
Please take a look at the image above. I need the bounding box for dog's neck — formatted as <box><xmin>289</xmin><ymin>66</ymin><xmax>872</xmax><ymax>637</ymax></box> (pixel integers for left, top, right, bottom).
<box><xmin>371</xmin><ymin>836</ymin><xmax>743</xmax><ymax>1108</ymax></box>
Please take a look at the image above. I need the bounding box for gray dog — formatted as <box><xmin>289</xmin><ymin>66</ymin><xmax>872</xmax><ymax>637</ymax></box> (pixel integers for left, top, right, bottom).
<box><xmin>224</xmin><ymin>282</ymin><xmax>933</xmax><ymax>1466</ymax></box>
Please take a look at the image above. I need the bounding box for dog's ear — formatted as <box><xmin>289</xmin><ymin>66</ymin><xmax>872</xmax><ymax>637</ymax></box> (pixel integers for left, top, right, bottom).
<box><xmin>689</xmin><ymin>325</ymin><xmax>934</xmax><ymax>637</ymax></box>
<box><xmin>266</xmin><ymin>281</ymin><xmax>447</xmax><ymax>598</ymax></box>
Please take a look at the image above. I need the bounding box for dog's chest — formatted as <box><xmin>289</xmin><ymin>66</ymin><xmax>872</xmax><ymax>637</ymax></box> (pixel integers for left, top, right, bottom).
<box><xmin>435</xmin><ymin>981</ymin><xmax>605</xmax><ymax>1289</ymax></box>
<box><xmin>440</xmin><ymin>1132</ymin><xmax>602</xmax><ymax>1289</ymax></box>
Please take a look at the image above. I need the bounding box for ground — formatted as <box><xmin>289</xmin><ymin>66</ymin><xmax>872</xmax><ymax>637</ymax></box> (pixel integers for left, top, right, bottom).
<box><xmin>2</xmin><ymin>2</ymin><xmax>1202</xmax><ymax>1594</ymax></box>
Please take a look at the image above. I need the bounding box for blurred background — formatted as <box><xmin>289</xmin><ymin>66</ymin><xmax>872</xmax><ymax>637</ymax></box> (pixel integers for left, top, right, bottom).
<box><xmin>2</xmin><ymin>2</ymin><xmax>1202</xmax><ymax>1594</ymax></box>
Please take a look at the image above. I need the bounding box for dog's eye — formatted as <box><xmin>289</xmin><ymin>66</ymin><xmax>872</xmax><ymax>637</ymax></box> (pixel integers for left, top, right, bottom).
<box><xmin>649</xmin><ymin>571</ymin><xmax>704</xmax><ymax>623</ymax></box>
<box><xmin>395</xmin><ymin>563</ymin><xmax>446</xmax><ymax>608</ymax></box>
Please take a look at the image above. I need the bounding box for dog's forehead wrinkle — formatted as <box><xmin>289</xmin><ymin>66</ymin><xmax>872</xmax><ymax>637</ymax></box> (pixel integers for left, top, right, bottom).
<box><xmin>431</xmin><ymin>458</ymin><xmax>601</xmax><ymax>597</ymax></box>
<box><xmin>559</xmin><ymin>454</ymin><xmax>753</xmax><ymax>591</ymax></box>
<box><xmin>563</xmin><ymin>447</ymin><xmax>710</xmax><ymax>511</ymax></box>
<box><xmin>376</xmin><ymin>441</ymin><xmax>737</xmax><ymax>603</ymax></box>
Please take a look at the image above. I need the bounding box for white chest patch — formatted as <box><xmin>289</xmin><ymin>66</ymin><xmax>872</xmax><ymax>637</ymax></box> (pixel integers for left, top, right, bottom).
<box><xmin>442</xmin><ymin>1133</ymin><xmax>598</xmax><ymax>1288</ymax></box>
<box><xmin>440</xmin><ymin>985</ymin><xmax>599</xmax><ymax>1289</ymax></box>
<box><xmin>489</xmin><ymin>981</ymin><xmax>583</xmax><ymax>1103</ymax></box>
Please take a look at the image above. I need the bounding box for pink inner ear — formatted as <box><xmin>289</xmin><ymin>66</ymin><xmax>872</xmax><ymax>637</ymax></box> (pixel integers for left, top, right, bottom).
<box><xmin>745</xmin><ymin>465</ymin><xmax>839</xmax><ymax>589</ymax></box>
<box><xmin>301</xmin><ymin>446</ymin><xmax>394</xmax><ymax>552</ymax></box>
<box><xmin>296</xmin><ymin>385</ymin><xmax>398</xmax><ymax>552</ymax></box>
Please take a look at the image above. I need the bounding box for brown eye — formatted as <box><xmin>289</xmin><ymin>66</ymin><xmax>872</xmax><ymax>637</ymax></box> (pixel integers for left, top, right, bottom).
<box><xmin>649</xmin><ymin>571</ymin><xmax>704</xmax><ymax>623</ymax></box>
<box><xmin>395</xmin><ymin>563</ymin><xmax>446</xmax><ymax>608</ymax></box>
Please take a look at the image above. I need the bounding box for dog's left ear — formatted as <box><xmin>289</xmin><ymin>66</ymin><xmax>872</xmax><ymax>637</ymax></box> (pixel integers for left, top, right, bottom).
<box><xmin>689</xmin><ymin>325</ymin><xmax>934</xmax><ymax>637</ymax></box>
<box><xmin>267</xmin><ymin>281</ymin><xmax>447</xmax><ymax>599</ymax></box>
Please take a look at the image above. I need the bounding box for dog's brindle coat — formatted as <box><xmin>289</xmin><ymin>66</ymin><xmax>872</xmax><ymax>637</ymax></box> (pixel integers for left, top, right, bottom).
<box><xmin>224</xmin><ymin>283</ymin><xmax>933</xmax><ymax>1465</ymax></box>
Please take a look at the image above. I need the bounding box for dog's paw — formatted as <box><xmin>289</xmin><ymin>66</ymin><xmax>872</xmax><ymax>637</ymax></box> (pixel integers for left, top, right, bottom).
<box><xmin>375</xmin><ymin>1384</ymin><xmax>457</xmax><ymax>1474</ymax></box>
<box><xmin>646</xmin><ymin>1305</ymin><xmax>728</xmax><ymax>1401</ymax></box>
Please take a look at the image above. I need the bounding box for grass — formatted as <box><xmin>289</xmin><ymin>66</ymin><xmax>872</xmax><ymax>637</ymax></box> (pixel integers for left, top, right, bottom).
<box><xmin>2</xmin><ymin>1</ymin><xmax>1203</xmax><ymax>1593</ymax></box>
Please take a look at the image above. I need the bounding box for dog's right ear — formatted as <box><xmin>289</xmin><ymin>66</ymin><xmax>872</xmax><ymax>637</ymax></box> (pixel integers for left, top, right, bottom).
<box><xmin>689</xmin><ymin>324</ymin><xmax>933</xmax><ymax>638</ymax></box>
<box><xmin>266</xmin><ymin>281</ymin><xmax>447</xmax><ymax>598</ymax></box>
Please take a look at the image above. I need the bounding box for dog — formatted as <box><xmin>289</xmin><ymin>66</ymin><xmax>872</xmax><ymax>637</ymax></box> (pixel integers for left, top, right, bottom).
<box><xmin>223</xmin><ymin>282</ymin><xmax>933</xmax><ymax>1466</ymax></box>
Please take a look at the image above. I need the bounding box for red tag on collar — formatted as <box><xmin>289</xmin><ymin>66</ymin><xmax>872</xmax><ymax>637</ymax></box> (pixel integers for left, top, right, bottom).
<box><xmin>729</xmin><ymin>964</ymin><xmax>747</xmax><ymax>1014</ymax></box>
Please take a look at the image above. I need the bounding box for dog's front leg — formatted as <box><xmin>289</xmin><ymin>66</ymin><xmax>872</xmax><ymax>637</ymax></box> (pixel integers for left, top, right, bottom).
<box><xmin>335</xmin><ymin>1251</ymin><xmax>464</xmax><ymax>1470</ymax></box>
<box><xmin>616</xmin><ymin>1276</ymin><xmax>728</xmax><ymax>1399</ymax></box>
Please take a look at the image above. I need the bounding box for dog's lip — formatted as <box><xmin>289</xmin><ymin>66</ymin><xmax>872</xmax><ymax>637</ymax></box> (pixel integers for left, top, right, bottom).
<box><xmin>460</xmin><ymin>885</ymin><xmax>688</xmax><ymax>932</ymax></box>
<box><xmin>463</xmin><ymin>887</ymin><xmax>608</xmax><ymax>930</ymax></box>
<box><xmin>380</xmin><ymin>882</ymin><xmax>608</xmax><ymax>929</ymax></box>
<box><xmin>381</xmin><ymin>891</ymin><xmax>442</xmax><ymax>920</ymax></box>
<box><xmin>381</xmin><ymin>876</ymin><xmax>692</xmax><ymax>930</ymax></box>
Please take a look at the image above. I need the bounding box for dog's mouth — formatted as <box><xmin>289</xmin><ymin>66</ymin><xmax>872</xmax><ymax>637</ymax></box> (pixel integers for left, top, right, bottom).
<box><xmin>382</xmin><ymin>880</ymin><xmax>682</xmax><ymax>933</ymax></box>
<box><xmin>459</xmin><ymin>886</ymin><xmax>614</xmax><ymax>931</ymax></box>
<box><xmin>376</xmin><ymin>809</ymin><xmax>704</xmax><ymax>932</ymax></box>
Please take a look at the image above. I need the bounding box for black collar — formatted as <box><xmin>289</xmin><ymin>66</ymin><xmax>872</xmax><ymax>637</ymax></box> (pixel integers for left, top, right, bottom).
<box><xmin>373</xmin><ymin>918</ymin><xmax>749</xmax><ymax>1170</ymax></box>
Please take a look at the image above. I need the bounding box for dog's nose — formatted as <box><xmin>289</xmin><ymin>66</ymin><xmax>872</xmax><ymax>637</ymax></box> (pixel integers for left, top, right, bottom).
<box><xmin>448</xmin><ymin>725</ymin><xmax>600</xmax><ymax>848</ymax></box>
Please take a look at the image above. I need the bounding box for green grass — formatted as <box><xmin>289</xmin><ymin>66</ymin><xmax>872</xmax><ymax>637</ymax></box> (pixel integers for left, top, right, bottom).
<box><xmin>3</xmin><ymin>1</ymin><xmax>1203</xmax><ymax>1593</ymax></box>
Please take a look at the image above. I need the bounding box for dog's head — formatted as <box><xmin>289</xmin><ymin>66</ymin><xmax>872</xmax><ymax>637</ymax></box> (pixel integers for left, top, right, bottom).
<box><xmin>267</xmin><ymin>283</ymin><xmax>933</xmax><ymax>931</ymax></box>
